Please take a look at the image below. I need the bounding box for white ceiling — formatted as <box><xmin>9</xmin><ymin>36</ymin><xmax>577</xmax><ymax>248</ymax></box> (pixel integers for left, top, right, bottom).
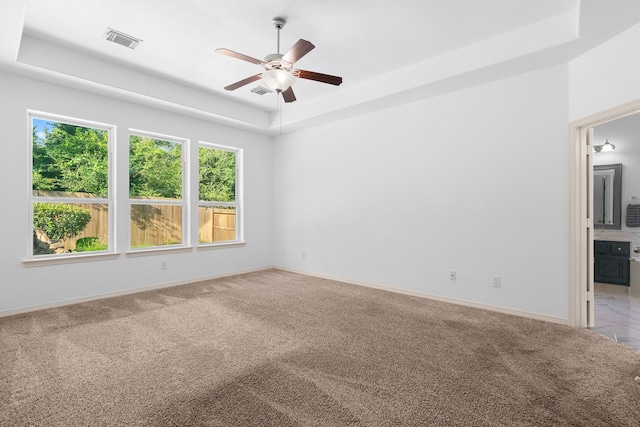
<box><xmin>2</xmin><ymin>0</ymin><xmax>640</xmax><ymax>134</ymax></box>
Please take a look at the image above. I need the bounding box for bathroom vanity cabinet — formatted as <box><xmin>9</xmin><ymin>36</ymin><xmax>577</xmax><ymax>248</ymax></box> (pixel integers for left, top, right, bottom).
<box><xmin>594</xmin><ymin>240</ymin><xmax>630</xmax><ymax>286</ymax></box>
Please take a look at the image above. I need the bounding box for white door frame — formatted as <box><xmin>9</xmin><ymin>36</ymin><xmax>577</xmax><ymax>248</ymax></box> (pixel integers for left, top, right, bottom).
<box><xmin>568</xmin><ymin>98</ymin><xmax>640</xmax><ymax>327</ymax></box>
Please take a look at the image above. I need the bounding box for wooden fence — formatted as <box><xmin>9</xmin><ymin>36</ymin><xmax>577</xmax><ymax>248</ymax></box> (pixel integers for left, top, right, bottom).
<box><xmin>33</xmin><ymin>191</ymin><xmax>235</xmax><ymax>251</ymax></box>
<box><xmin>130</xmin><ymin>203</ymin><xmax>183</xmax><ymax>248</ymax></box>
<box><xmin>198</xmin><ymin>207</ymin><xmax>236</xmax><ymax>243</ymax></box>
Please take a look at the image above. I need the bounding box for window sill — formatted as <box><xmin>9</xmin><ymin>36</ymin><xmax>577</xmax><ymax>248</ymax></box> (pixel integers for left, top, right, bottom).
<box><xmin>23</xmin><ymin>252</ymin><xmax>121</xmax><ymax>267</ymax></box>
<box><xmin>197</xmin><ymin>241</ymin><xmax>246</xmax><ymax>250</ymax></box>
<box><xmin>125</xmin><ymin>246</ymin><xmax>194</xmax><ymax>257</ymax></box>
<box><xmin>22</xmin><ymin>242</ymin><xmax>246</xmax><ymax>267</ymax></box>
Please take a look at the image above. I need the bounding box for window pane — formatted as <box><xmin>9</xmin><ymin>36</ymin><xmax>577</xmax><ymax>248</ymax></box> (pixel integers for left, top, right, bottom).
<box><xmin>32</xmin><ymin>119</ymin><xmax>108</xmax><ymax>197</ymax></box>
<box><xmin>199</xmin><ymin>147</ymin><xmax>236</xmax><ymax>202</ymax></box>
<box><xmin>33</xmin><ymin>202</ymin><xmax>109</xmax><ymax>255</ymax></box>
<box><xmin>130</xmin><ymin>204</ymin><xmax>182</xmax><ymax>248</ymax></box>
<box><xmin>198</xmin><ymin>206</ymin><xmax>236</xmax><ymax>243</ymax></box>
<box><xmin>129</xmin><ymin>135</ymin><xmax>182</xmax><ymax>199</ymax></box>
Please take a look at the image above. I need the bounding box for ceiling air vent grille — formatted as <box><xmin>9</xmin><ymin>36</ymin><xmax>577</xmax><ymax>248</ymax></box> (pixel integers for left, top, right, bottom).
<box><xmin>104</xmin><ymin>28</ymin><xmax>142</xmax><ymax>49</ymax></box>
<box><xmin>250</xmin><ymin>86</ymin><xmax>273</xmax><ymax>96</ymax></box>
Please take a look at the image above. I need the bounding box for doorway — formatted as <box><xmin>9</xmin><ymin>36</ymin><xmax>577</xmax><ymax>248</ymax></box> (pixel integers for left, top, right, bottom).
<box><xmin>569</xmin><ymin>100</ymin><xmax>640</xmax><ymax>350</ymax></box>
<box><xmin>592</xmin><ymin>115</ymin><xmax>640</xmax><ymax>349</ymax></box>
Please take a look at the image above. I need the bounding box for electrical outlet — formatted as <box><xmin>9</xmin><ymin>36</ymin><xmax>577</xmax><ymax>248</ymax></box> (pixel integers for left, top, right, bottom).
<box><xmin>492</xmin><ymin>276</ymin><xmax>501</xmax><ymax>288</ymax></box>
<box><xmin>450</xmin><ymin>271</ymin><xmax>456</xmax><ymax>281</ymax></box>
<box><xmin>301</xmin><ymin>251</ymin><xmax>306</xmax><ymax>260</ymax></box>
<box><xmin>161</xmin><ymin>261</ymin><xmax>167</xmax><ymax>270</ymax></box>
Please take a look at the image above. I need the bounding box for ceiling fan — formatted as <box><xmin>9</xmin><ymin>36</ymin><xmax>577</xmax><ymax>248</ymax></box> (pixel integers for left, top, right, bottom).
<box><xmin>216</xmin><ymin>17</ymin><xmax>342</xmax><ymax>103</ymax></box>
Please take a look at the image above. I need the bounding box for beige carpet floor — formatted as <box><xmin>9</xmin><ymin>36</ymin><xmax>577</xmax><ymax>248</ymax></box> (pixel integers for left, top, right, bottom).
<box><xmin>1</xmin><ymin>269</ymin><xmax>640</xmax><ymax>426</ymax></box>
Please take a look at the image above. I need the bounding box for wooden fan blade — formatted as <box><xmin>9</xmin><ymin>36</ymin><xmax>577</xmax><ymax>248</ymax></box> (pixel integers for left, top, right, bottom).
<box><xmin>282</xmin><ymin>39</ymin><xmax>315</xmax><ymax>64</ymax></box>
<box><xmin>224</xmin><ymin>74</ymin><xmax>262</xmax><ymax>91</ymax></box>
<box><xmin>281</xmin><ymin>87</ymin><xmax>296</xmax><ymax>103</ymax></box>
<box><xmin>295</xmin><ymin>70</ymin><xmax>342</xmax><ymax>86</ymax></box>
<box><xmin>216</xmin><ymin>48</ymin><xmax>263</xmax><ymax>65</ymax></box>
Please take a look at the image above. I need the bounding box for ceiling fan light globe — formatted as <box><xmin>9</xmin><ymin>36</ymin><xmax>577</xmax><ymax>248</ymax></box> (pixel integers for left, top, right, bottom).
<box><xmin>262</xmin><ymin>69</ymin><xmax>294</xmax><ymax>92</ymax></box>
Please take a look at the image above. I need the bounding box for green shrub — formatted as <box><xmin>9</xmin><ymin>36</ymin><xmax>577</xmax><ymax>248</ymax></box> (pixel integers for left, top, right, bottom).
<box><xmin>33</xmin><ymin>203</ymin><xmax>91</xmax><ymax>242</ymax></box>
<box><xmin>75</xmin><ymin>236</ymin><xmax>107</xmax><ymax>252</ymax></box>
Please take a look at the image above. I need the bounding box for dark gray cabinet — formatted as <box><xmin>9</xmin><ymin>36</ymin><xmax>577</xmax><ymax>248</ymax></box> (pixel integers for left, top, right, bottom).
<box><xmin>594</xmin><ymin>240</ymin><xmax>630</xmax><ymax>286</ymax></box>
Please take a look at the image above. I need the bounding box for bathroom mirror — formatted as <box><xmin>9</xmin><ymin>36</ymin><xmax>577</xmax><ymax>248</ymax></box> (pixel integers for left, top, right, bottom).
<box><xmin>593</xmin><ymin>163</ymin><xmax>622</xmax><ymax>230</ymax></box>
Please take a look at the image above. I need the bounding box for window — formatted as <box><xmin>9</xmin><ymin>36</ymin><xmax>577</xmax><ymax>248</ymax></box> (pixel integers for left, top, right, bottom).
<box><xmin>198</xmin><ymin>143</ymin><xmax>241</xmax><ymax>244</ymax></box>
<box><xmin>29</xmin><ymin>113</ymin><xmax>113</xmax><ymax>257</ymax></box>
<box><xmin>28</xmin><ymin>113</ymin><xmax>242</xmax><ymax>262</ymax></box>
<box><xmin>129</xmin><ymin>131</ymin><xmax>186</xmax><ymax>249</ymax></box>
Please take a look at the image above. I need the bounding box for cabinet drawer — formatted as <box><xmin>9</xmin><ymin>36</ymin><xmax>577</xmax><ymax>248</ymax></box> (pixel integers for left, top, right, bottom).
<box><xmin>594</xmin><ymin>240</ymin><xmax>630</xmax><ymax>256</ymax></box>
<box><xmin>610</xmin><ymin>242</ymin><xmax>630</xmax><ymax>256</ymax></box>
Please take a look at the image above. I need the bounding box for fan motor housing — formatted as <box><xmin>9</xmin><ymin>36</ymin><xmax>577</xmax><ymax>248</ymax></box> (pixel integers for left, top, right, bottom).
<box><xmin>264</xmin><ymin>53</ymin><xmax>283</xmax><ymax>62</ymax></box>
<box><xmin>263</xmin><ymin>53</ymin><xmax>292</xmax><ymax>71</ymax></box>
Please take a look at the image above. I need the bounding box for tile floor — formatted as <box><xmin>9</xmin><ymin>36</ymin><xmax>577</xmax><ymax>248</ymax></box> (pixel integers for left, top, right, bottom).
<box><xmin>592</xmin><ymin>283</ymin><xmax>640</xmax><ymax>350</ymax></box>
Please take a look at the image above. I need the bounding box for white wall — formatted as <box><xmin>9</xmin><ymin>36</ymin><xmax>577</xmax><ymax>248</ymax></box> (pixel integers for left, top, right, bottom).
<box><xmin>0</xmin><ymin>71</ymin><xmax>273</xmax><ymax>314</ymax></box>
<box><xmin>273</xmin><ymin>65</ymin><xmax>570</xmax><ymax>319</ymax></box>
<box><xmin>569</xmin><ymin>22</ymin><xmax>640</xmax><ymax>122</ymax></box>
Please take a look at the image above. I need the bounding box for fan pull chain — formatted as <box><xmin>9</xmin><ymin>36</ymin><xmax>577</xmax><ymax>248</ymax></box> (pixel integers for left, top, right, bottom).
<box><xmin>279</xmin><ymin>94</ymin><xmax>283</xmax><ymax>136</ymax></box>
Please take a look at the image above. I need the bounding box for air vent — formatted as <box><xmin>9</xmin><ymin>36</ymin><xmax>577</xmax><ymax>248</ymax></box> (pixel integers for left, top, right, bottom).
<box><xmin>250</xmin><ymin>86</ymin><xmax>273</xmax><ymax>96</ymax></box>
<box><xmin>104</xmin><ymin>28</ymin><xmax>142</xmax><ymax>49</ymax></box>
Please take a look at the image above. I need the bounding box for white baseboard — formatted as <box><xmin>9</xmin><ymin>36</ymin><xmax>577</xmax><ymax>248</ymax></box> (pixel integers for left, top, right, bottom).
<box><xmin>2</xmin><ymin>266</ymin><xmax>568</xmax><ymax>326</ymax></box>
<box><xmin>0</xmin><ymin>266</ymin><xmax>275</xmax><ymax>318</ymax></box>
<box><xmin>275</xmin><ymin>267</ymin><xmax>568</xmax><ymax>326</ymax></box>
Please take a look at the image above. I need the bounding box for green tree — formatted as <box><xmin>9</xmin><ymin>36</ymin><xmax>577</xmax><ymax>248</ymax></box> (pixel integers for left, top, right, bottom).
<box><xmin>32</xmin><ymin>122</ymin><xmax>109</xmax><ymax>197</ymax></box>
<box><xmin>32</xmin><ymin>125</ymin><xmax>57</xmax><ymax>191</ymax></box>
<box><xmin>129</xmin><ymin>136</ymin><xmax>182</xmax><ymax>198</ymax></box>
<box><xmin>199</xmin><ymin>147</ymin><xmax>236</xmax><ymax>202</ymax></box>
<box><xmin>33</xmin><ymin>122</ymin><xmax>236</xmax><ymax>202</ymax></box>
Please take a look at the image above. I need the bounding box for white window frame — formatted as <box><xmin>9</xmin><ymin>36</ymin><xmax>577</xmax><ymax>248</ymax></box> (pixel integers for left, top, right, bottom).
<box><xmin>128</xmin><ymin>129</ymin><xmax>189</xmax><ymax>252</ymax></box>
<box><xmin>198</xmin><ymin>142</ymin><xmax>243</xmax><ymax>247</ymax></box>
<box><xmin>26</xmin><ymin>110</ymin><xmax>116</xmax><ymax>262</ymax></box>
